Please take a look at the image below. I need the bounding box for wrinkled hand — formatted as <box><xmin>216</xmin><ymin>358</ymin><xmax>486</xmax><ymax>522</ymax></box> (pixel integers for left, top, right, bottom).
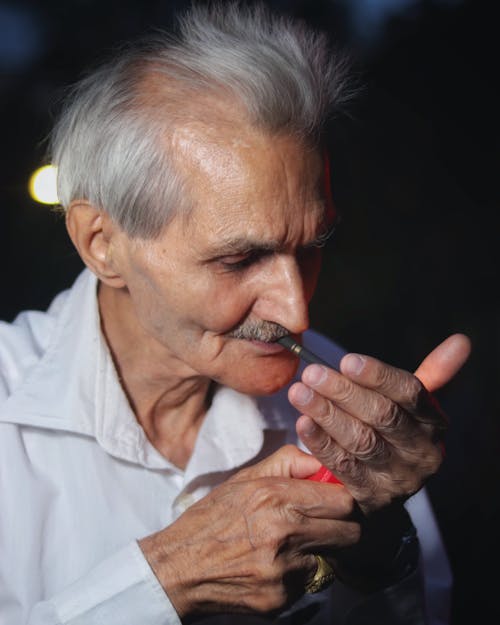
<box><xmin>289</xmin><ymin>333</ymin><xmax>471</xmax><ymax>512</ymax></box>
<box><xmin>139</xmin><ymin>445</ymin><xmax>359</xmax><ymax>619</ymax></box>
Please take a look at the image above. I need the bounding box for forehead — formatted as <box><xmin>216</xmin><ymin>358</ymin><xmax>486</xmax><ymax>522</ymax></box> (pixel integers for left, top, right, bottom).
<box><xmin>170</xmin><ymin>119</ymin><xmax>327</xmax><ymax>246</ymax></box>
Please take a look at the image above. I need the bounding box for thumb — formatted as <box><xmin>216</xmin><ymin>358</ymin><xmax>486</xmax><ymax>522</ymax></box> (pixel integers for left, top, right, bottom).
<box><xmin>414</xmin><ymin>333</ymin><xmax>472</xmax><ymax>392</ymax></box>
<box><xmin>231</xmin><ymin>445</ymin><xmax>322</xmax><ymax>482</ymax></box>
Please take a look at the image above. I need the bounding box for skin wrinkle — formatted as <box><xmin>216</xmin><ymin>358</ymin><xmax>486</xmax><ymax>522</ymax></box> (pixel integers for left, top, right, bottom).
<box><xmin>50</xmin><ymin>17</ymin><xmax>465</xmax><ymax>611</ymax></box>
<box><xmin>353</xmin><ymin>429</ymin><xmax>386</xmax><ymax>462</ymax></box>
<box><xmin>97</xmin><ymin>114</ymin><xmax>329</xmax><ymax>464</ymax></box>
<box><xmin>133</xmin><ymin>75</ymin><xmax>259</xmax><ymax>231</ymax></box>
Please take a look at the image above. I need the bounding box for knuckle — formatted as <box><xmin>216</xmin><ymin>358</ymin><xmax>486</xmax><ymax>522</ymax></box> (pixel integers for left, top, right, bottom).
<box><xmin>264</xmin><ymin>526</ymin><xmax>285</xmax><ymax>551</ymax></box>
<box><xmin>247</xmin><ymin>482</ymin><xmax>275</xmax><ymax>508</ymax></box>
<box><xmin>317</xmin><ymin>399</ymin><xmax>339</xmax><ymax>426</ymax></box>
<box><xmin>245</xmin><ymin>483</ymin><xmax>287</xmax><ymax>526</ymax></box>
<box><xmin>330</xmin><ymin>375</ymin><xmax>356</xmax><ymax>404</ymax></box>
<box><xmin>372</xmin><ymin>364</ymin><xmax>418</xmax><ymax>399</ymax></box>
<box><xmin>333</xmin><ymin>449</ymin><xmax>358</xmax><ymax>475</ymax></box>
<box><xmin>351</xmin><ymin>425</ymin><xmax>383</xmax><ymax>460</ymax></box>
<box><xmin>371</xmin><ymin>361</ymin><xmax>393</xmax><ymax>388</ymax></box>
<box><xmin>376</xmin><ymin>400</ymin><xmax>404</xmax><ymax>431</ymax></box>
<box><xmin>283</xmin><ymin>499</ymin><xmax>309</xmax><ymax>528</ymax></box>
<box><xmin>255</xmin><ymin>560</ymin><xmax>279</xmax><ymax>584</ymax></box>
<box><xmin>313</xmin><ymin>432</ymin><xmax>338</xmax><ymax>459</ymax></box>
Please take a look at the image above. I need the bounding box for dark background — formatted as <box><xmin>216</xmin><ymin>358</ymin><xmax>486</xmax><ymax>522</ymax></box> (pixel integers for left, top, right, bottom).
<box><xmin>1</xmin><ymin>1</ymin><xmax>498</xmax><ymax>623</ymax></box>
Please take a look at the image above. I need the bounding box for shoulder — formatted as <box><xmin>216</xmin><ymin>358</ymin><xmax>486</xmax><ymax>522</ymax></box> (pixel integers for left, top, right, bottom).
<box><xmin>0</xmin><ymin>286</ymin><xmax>71</xmax><ymax>400</ymax></box>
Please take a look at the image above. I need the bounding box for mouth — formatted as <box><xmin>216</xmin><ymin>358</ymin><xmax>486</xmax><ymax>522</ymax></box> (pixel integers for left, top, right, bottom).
<box><xmin>246</xmin><ymin>338</ymin><xmax>288</xmax><ymax>353</ymax></box>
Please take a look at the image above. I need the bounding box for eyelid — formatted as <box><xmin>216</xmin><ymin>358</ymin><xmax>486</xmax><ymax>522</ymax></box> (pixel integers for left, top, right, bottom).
<box><xmin>217</xmin><ymin>248</ymin><xmax>270</xmax><ymax>271</ymax></box>
<box><xmin>220</xmin><ymin>253</ymin><xmax>252</xmax><ymax>265</ymax></box>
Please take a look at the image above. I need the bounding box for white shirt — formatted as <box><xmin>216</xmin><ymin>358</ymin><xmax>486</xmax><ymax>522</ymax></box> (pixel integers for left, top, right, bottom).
<box><xmin>0</xmin><ymin>269</ymin><xmax>451</xmax><ymax>624</ymax></box>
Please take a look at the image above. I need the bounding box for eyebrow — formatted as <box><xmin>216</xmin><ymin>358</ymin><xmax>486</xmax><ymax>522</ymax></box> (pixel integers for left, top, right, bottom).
<box><xmin>206</xmin><ymin>237</ymin><xmax>278</xmax><ymax>257</ymax></box>
<box><xmin>205</xmin><ymin>216</ymin><xmax>339</xmax><ymax>258</ymax></box>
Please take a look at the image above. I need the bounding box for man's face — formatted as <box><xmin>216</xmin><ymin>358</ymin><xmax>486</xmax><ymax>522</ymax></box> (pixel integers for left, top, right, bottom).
<box><xmin>109</xmin><ymin>120</ymin><xmax>334</xmax><ymax>395</ymax></box>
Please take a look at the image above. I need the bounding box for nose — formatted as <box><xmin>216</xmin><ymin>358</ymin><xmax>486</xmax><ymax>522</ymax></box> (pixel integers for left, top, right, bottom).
<box><xmin>252</xmin><ymin>254</ymin><xmax>311</xmax><ymax>334</ymax></box>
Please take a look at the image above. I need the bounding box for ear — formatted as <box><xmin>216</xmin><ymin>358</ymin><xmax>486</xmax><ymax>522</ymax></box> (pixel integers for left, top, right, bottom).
<box><xmin>65</xmin><ymin>201</ymin><xmax>126</xmax><ymax>288</ymax></box>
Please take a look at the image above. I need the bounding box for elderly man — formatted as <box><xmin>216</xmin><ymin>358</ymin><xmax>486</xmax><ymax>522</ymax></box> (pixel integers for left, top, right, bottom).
<box><xmin>0</xmin><ymin>3</ymin><xmax>470</xmax><ymax>625</ymax></box>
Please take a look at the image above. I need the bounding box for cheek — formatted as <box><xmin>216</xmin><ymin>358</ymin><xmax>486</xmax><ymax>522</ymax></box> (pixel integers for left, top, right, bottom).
<box><xmin>198</xmin><ymin>283</ymin><xmax>254</xmax><ymax>332</ymax></box>
<box><xmin>129</xmin><ymin>282</ymin><xmax>177</xmax><ymax>337</ymax></box>
<box><xmin>135</xmin><ymin>270</ymin><xmax>255</xmax><ymax>338</ymax></box>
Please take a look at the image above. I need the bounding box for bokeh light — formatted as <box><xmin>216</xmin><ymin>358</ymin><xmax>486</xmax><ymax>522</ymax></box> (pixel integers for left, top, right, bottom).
<box><xmin>28</xmin><ymin>164</ymin><xmax>58</xmax><ymax>204</ymax></box>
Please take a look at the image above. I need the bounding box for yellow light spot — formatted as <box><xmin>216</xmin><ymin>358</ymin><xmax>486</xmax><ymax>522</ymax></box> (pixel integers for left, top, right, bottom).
<box><xmin>28</xmin><ymin>164</ymin><xmax>59</xmax><ymax>204</ymax></box>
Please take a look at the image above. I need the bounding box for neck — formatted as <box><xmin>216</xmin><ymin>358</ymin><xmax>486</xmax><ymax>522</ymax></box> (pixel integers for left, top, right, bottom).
<box><xmin>98</xmin><ymin>282</ymin><xmax>211</xmax><ymax>469</ymax></box>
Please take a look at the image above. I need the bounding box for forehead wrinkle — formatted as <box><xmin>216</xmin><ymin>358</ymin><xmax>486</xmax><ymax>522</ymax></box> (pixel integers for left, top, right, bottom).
<box><xmin>271</xmin><ymin>140</ymin><xmax>326</xmax><ymax>237</ymax></box>
<box><xmin>168</xmin><ymin>120</ymin><xmax>327</xmax><ymax>250</ymax></box>
<box><xmin>202</xmin><ymin>199</ymin><xmax>327</xmax><ymax>257</ymax></box>
<box><xmin>136</xmin><ymin>75</ymin><xmax>256</xmax><ymax>191</ymax></box>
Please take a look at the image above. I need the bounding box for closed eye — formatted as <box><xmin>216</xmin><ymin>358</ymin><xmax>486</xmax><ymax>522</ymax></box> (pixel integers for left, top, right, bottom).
<box><xmin>217</xmin><ymin>249</ymin><xmax>270</xmax><ymax>272</ymax></box>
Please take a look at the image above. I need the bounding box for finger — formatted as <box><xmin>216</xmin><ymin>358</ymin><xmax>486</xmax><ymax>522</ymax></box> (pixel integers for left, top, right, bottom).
<box><xmin>337</xmin><ymin>354</ymin><xmax>447</xmax><ymax>428</ymax></box>
<box><xmin>289</xmin><ymin>381</ymin><xmax>390</xmax><ymax>460</ymax></box>
<box><xmin>294</xmin><ymin>364</ymin><xmax>418</xmax><ymax>433</ymax></box>
<box><xmin>339</xmin><ymin>354</ymin><xmax>423</xmax><ymax>407</ymax></box>
<box><xmin>293</xmin><ymin>361</ymin><xmax>446</xmax><ymax>450</ymax></box>
<box><xmin>230</xmin><ymin>444</ymin><xmax>323</xmax><ymax>482</ymax></box>
<box><xmin>295</xmin><ymin>410</ymin><xmax>442</xmax><ymax>510</ymax></box>
<box><xmin>414</xmin><ymin>333</ymin><xmax>472</xmax><ymax>392</ymax></box>
<box><xmin>230</xmin><ymin>472</ymin><xmax>356</xmax><ymax>522</ymax></box>
<box><xmin>295</xmin><ymin>414</ymin><xmax>371</xmax><ymax>489</ymax></box>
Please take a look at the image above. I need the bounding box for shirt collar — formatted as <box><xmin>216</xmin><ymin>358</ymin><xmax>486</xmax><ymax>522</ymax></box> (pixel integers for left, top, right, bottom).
<box><xmin>0</xmin><ymin>269</ymin><xmax>291</xmax><ymax>473</ymax></box>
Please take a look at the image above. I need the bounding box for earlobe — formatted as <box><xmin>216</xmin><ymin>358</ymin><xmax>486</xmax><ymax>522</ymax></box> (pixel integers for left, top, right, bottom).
<box><xmin>65</xmin><ymin>201</ymin><xmax>126</xmax><ymax>288</ymax></box>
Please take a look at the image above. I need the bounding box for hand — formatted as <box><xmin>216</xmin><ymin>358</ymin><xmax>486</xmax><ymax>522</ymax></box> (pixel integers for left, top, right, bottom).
<box><xmin>138</xmin><ymin>445</ymin><xmax>359</xmax><ymax>619</ymax></box>
<box><xmin>288</xmin><ymin>333</ymin><xmax>471</xmax><ymax>512</ymax></box>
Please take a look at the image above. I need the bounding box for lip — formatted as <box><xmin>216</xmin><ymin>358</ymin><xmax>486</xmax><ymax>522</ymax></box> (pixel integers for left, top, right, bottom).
<box><xmin>247</xmin><ymin>339</ymin><xmax>287</xmax><ymax>353</ymax></box>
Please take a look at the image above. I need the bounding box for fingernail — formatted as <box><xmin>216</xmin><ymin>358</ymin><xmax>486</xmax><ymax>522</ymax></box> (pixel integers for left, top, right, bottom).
<box><xmin>342</xmin><ymin>354</ymin><xmax>365</xmax><ymax>375</ymax></box>
<box><xmin>294</xmin><ymin>385</ymin><xmax>313</xmax><ymax>405</ymax></box>
<box><xmin>303</xmin><ymin>364</ymin><xmax>327</xmax><ymax>386</ymax></box>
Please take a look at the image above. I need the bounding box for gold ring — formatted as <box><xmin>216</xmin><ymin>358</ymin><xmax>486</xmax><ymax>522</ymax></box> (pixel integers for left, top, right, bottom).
<box><xmin>304</xmin><ymin>554</ymin><xmax>335</xmax><ymax>594</ymax></box>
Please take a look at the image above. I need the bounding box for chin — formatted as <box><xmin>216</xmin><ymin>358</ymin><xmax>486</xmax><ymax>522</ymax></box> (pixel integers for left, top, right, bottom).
<box><xmin>224</xmin><ymin>357</ymin><xmax>299</xmax><ymax>396</ymax></box>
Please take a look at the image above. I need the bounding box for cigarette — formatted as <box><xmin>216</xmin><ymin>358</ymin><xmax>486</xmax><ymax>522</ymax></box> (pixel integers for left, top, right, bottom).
<box><xmin>276</xmin><ymin>336</ymin><xmax>334</xmax><ymax>368</ymax></box>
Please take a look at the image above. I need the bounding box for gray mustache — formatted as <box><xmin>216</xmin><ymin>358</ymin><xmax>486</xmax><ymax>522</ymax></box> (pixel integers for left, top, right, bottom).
<box><xmin>226</xmin><ymin>321</ymin><xmax>290</xmax><ymax>343</ymax></box>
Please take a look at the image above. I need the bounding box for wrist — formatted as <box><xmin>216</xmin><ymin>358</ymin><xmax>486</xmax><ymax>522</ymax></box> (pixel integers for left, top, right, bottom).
<box><xmin>138</xmin><ymin>531</ymin><xmax>193</xmax><ymax>619</ymax></box>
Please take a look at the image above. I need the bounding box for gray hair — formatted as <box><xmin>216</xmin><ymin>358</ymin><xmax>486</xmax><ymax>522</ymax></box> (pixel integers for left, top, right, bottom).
<box><xmin>49</xmin><ymin>1</ymin><xmax>353</xmax><ymax>238</ymax></box>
